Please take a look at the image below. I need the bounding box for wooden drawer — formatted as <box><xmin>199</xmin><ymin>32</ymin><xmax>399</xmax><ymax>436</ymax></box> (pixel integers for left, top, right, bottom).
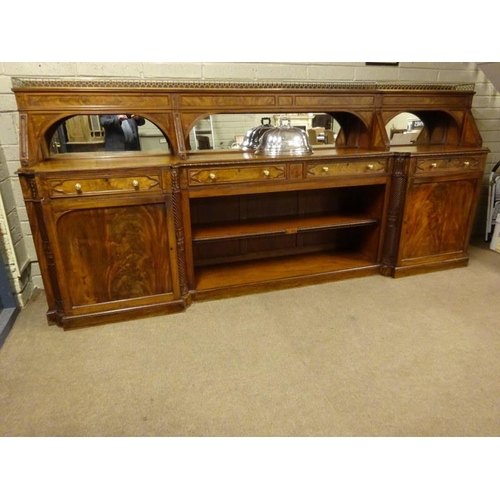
<box><xmin>188</xmin><ymin>165</ymin><xmax>285</xmax><ymax>186</ymax></box>
<box><xmin>306</xmin><ymin>159</ymin><xmax>387</xmax><ymax>177</ymax></box>
<box><xmin>49</xmin><ymin>175</ymin><xmax>161</xmax><ymax>197</ymax></box>
<box><xmin>415</xmin><ymin>156</ymin><xmax>482</xmax><ymax>175</ymax></box>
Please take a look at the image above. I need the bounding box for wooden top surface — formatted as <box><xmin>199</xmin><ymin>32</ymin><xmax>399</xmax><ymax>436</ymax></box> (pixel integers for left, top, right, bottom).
<box><xmin>19</xmin><ymin>145</ymin><xmax>489</xmax><ymax>173</ymax></box>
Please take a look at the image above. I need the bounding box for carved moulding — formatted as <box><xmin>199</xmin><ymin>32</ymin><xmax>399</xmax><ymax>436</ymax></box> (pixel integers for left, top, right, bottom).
<box><xmin>11</xmin><ymin>78</ymin><xmax>475</xmax><ymax>92</ymax></box>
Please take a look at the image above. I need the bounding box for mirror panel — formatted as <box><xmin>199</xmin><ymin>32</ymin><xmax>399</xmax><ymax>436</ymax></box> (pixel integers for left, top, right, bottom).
<box><xmin>49</xmin><ymin>115</ymin><xmax>171</xmax><ymax>155</ymax></box>
<box><xmin>187</xmin><ymin>113</ymin><xmax>341</xmax><ymax>151</ymax></box>
<box><xmin>386</xmin><ymin>112</ymin><xmax>423</xmax><ymax>146</ymax></box>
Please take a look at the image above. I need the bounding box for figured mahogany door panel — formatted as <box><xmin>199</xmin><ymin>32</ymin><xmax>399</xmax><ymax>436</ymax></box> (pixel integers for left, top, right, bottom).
<box><xmin>400</xmin><ymin>179</ymin><xmax>477</xmax><ymax>261</ymax></box>
<box><xmin>54</xmin><ymin>203</ymin><xmax>173</xmax><ymax>307</ymax></box>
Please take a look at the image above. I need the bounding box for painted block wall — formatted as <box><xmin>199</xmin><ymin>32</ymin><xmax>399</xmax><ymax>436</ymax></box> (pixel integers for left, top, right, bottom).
<box><xmin>1</xmin><ymin>62</ymin><xmax>499</xmax><ymax>306</ymax></box>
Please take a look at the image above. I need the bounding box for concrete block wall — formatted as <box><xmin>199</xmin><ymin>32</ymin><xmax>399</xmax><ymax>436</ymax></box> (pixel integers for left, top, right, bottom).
<box><xmin>1</xmin><ymin>62</ymin><xmax>499</xmax><ymax>307</ymax></box>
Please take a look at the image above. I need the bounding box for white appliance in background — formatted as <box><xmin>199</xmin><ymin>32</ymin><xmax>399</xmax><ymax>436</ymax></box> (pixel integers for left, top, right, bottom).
<box><xmin>486</xmin><ymin>160</ymin><xmax>500</xmax><ymax>246</ymax></box>
<box><xmin>490</xmin><ymin>214</ymin><xmax>500</xmax><ymax>253</ymax></box>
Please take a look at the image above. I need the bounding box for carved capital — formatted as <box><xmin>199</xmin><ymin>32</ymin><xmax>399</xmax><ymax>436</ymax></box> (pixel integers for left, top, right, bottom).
<box><xmin>170</xmin><ymin>168</ymin><xmax>180</xmax><ymax>192</ymax></box>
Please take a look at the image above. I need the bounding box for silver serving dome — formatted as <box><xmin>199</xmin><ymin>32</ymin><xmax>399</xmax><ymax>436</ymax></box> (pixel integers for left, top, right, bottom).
<box><xmin>254</xmin><ymin>118</ymin><xmax>313</xmax><ymax>156</ymax></box>
<box><xmin>240</xmin><ymin>117</ymin><xmax>273</xmax><ymax>151</ymax></box>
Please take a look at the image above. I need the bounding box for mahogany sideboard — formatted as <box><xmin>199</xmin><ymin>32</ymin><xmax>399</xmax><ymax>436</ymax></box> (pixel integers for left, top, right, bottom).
<box><xmin>12</xmin><ymin>79</ymin><xmax>489</xmax><ymax>329</ymax></box>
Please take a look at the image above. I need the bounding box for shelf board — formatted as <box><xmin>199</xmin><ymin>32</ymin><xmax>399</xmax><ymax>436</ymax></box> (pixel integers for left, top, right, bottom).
<box><xmin>192</xmin><ymin>214</ymin><xmax>378</xmax><ymax>242</ymax></box>
<box><xmin>195</xmin><ymin>251</ymin><xmax>376</xmax><ymax>291</ymax></box>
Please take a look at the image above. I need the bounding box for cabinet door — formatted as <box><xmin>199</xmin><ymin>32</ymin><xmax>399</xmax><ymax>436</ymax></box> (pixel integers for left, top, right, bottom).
<box><xmin>400</xmin><ymin>177</ymin><xmax>479</xmax><ymax>263</ymax></box>
<box><xmin>48</xmin><ymin>195</ymin><xmax>181</xmax><ymax>318</ymax></box>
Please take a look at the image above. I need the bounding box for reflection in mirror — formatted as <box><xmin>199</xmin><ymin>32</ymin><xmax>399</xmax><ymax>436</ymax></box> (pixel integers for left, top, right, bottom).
<box><xmin>386</xmin><ymin>112</ymin><xmax>423</xmax><ymax>146</ymax></box>
<box><xmin>50</xmin><ymin>115</ymin><xmax>171</xmax><ymax>154</ymax></box>
<box><xmin>187</xmin><ymin>113</ymin><xmax>341</xmax><ymax>151</ymax></box>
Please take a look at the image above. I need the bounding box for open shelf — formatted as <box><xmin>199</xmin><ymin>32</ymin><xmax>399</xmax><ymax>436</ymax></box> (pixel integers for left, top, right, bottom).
<box><xmin>189</xmin><ymin>185</ymin><xmax>386</xmax><ymax>293</ymax></box>
<box><xmin>194</xmin><ymin>250</ymin><xmax>377</xmax><ymax>292</ymax></box>
<box><xmin>191</xmin><ymin>213</ymin><xmax>379</xmax><ymax>242</ymax></box>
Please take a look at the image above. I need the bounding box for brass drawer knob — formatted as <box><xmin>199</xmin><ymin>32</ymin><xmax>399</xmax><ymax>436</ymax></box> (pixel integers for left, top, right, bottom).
<box><xmin>209</xmin><ymin>173</ymin><xmax>217</xmax><ymax>180</ymax></box>
<box><xmin>75</xmin><ymin>183</ymin><xmax>82</xmax><ymax>192</ymax></box>
<box><xmin>132</xmin><ymin>179</ymin><xmax>139</xmax><ymax>188</ymax></box>
<box><xmin>263</xmin><ymin>169</ymin><xmax>270</xmax><ymax>177</ymax></box>
<box><xmin>366</xmin><ymin>164</ymin><xmax>374</xmax><ymax>170</ymax></box>
<box><xmin>322</xmin><ymin>166</ymin><xmax>329</xmax><ymax>173</ymax></box>
<box><xmin>431</xmin><ymin>162</ymin><xmax>438</xmax><ymax>168</ymax></box>
<box><xmin>463</xmin><ymin>161</ymin><xmax>470</xmax><ymax>167</ymax></box>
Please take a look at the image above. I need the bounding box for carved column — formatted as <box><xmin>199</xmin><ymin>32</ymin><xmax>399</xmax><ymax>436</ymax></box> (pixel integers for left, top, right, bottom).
<box><xmin>170</xmin><ymin>169</ymin><xmax>189</xmax><ymax>296</ymax></box>
<box><xmin>19</xmin><ymin>113</ymin><xmax>29</xmax><ymax>166</ymax></box>
<box><xmin>19</xmin><ymin>173</ymin><xmax>65</xmax><ymax>323</ymax></box>
<box><xmin>380</xmin><ymin>154</ymin><xmax>409</xmax><ymax>276</ymax></box>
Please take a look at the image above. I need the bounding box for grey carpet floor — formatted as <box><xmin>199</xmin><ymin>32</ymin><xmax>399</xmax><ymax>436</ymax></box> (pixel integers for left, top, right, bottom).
<box><xmin>1</xmin><ymin>241</ymin><xmax>499</xmax><ymax>437</ymax></box>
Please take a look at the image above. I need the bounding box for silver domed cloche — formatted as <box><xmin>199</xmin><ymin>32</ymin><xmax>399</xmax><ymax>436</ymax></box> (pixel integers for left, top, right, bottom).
<box><xmin>254</xmin><ymin>117</ymin><xmax>313</xmax><ymax>156</ymax></box>
<box><xmin>240</xmin><ymin>117</ymin><xmax>273</xmax><ymax>151</ymax></box>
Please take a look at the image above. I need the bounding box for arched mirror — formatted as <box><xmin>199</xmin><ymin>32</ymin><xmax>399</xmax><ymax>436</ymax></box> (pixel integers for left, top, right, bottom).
<box><xmin>187</xmin><ymin>113</ymin><xmax>342</xmax><ymax>151</ymax></box>
<box><xmin>386</xmin><ymin>112</ymin><xmax>423</xmax><ymax>146</ymax></box>
<box><xmin>49</xmin><ymin>115</ymin><xmax>171</xmax><ymax>155</ymax></box>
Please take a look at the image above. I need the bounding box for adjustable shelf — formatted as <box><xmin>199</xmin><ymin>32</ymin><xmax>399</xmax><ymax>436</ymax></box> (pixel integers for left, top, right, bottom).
<box><xmin>191</xmin><ymin>213</ymin><xmax>379</xmax><ymax>242</ymax></box>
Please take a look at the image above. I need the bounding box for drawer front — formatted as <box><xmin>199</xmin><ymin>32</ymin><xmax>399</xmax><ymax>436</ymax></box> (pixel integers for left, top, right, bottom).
<box><xmin>188</xmin><ymin>165</ymin><xmax>285</xmax><ymax>186</ymax></box>
<box><xmin>306</xmin><ymin>159</ymin><xmax>387</xmax><ymax>177</ymax></box>
<box><xmin>50</xmin><ymin>175</ymin><xmax>161</xmax><ymax>197</ymax></box>
<box><xmin>415</xmin><ymin>156</ymin><xmax>482</xmax><ymax>175</ymax></box>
